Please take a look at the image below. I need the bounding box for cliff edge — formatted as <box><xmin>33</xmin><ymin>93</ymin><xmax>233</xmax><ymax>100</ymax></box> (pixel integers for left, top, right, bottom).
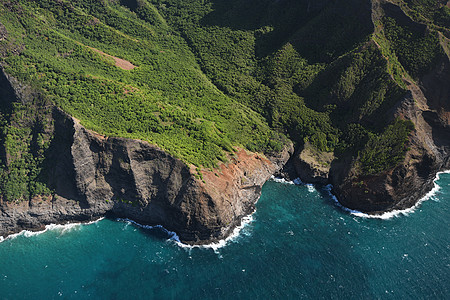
<box><xmin>0</xmin><ymin>74</ymin><xmax>293</xmax><ymax>243</ymax></box>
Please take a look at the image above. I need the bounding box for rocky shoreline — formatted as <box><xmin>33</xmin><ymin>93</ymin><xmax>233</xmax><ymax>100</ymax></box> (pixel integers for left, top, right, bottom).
<box><xmin>1</xmin><ymin>0</ymin><xmax>449</xmax><ymax>244</ymax></box>
<box><xmin>0</xmin><ymin>106</ymin><xmax>293</xmax><ymax>244</ymax></box>
<box><xmin>1</xmin><ymin>64</ymin><xmax>449</xmax><ymax>243</ymax></box>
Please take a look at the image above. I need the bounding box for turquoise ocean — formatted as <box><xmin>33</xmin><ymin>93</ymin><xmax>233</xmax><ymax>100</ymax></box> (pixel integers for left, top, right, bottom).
<box><xmin>1</xmin><ymin>172</ymin><xmax>449</xmax><ymax>299</ymax></box>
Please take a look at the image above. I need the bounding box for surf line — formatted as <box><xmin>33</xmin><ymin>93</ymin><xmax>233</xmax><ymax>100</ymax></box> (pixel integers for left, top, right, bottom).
<box><xmin>117</xmin><ymin>210</ymin><xmax>256</xmax><ymax>253</ymax></box>
<box><xmin>271</xmin><ymin>171</ymin><xmax>449</xmax><ymax>219</ymax></box>
<box><xmin>0</xmin><ymin>217</ymin><xmax>104</xmax><ymax>243</ymax></box>
<box><xmin>326</xmin><ymin>171</ymin><xmax>450</xmax><ymax>219</ymax></box>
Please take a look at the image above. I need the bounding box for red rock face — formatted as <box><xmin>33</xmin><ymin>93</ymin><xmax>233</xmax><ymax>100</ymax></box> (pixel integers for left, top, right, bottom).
<box><xmin>187</xmin><ymin>147</ymin><xmax>293</xmax><ymax>243</ymax></box>
<box><xmin>201</xmin><ymin>148</ymin><xmax>282</xmax><ymax>215</ymax></box>
<box><xmin>0</xmin><ymin>108</ymin><xmax>293</xmax><ymax>244</ymax></box>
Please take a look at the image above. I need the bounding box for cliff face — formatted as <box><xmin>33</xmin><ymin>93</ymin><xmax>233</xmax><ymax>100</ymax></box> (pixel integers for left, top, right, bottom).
<box><xmin>329</xmin><ymin>36</ymin><xmax>450</xmax><ymax>212</ymax></box>
<box><xmin>0</xmin><ymin>82</ymin><xmax>293</xmax><ymax>243</ymax></box>
<box><xmin>331</xmin><ymin>59</ymin><xmax>450</xmax><ymax>212</ymax></box>
<box><xmin>290</xmin><ymin>0</ymin><xmax>450</xmax><ymax>213</ymax></box>
<box><xmin>0</xmin><ymin>0</ymin><xmax>448</xmax><ymax>242</ymax></box>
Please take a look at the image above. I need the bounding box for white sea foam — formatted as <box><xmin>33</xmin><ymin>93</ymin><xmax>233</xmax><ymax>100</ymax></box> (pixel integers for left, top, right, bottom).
<box><xmin>327</xmin><ymin>170</ymin><xmax>449</xmax><ymax>219</ymax></box>
<box><xmin>270</xmin><ymin>176</ymin><xmax>303</xmax><ymax>185</ymax></box>
<box><xmin>169</xmin><ymin>177</ymin><xmax>307</xmax><ymax>251</ymax></box>
<box><xmin>270</xmin><ymin>176</ymin><xmax>295</xmax><ymax>184</ymax></box>
<box><xmin>117</xmin><ymin>212</ymin><xmax>256</xmax><ymax>253</ymax></box>
<box><xmin>177</xmin><ymin>213</ymin><xmax>255</xmax><ymax>253</ymax></box>
<box><xmin>118</xmin><ymin>170</ymin><xmax>450</xmax><ymax>249</ymax></box>
<box><xmin>116</xmin><ymin>218</ymin><xmax>181</xmax><ymax>242</ymax></box>
<box><xmin>0</xmin><ymin>217</ymin><xmax>104</xmax><ymax>243</ymax></box>
<box><xmin>307</xmin><ymin>184</ymin><xmax>315</xmax><ymax>193</ymax></box>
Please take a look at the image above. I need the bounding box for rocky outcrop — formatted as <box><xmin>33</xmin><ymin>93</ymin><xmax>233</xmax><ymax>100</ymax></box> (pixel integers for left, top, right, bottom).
<box><xmin>0</xmin><ymin>105</ymin><xmax>293</xmax><ymax>244</ymax></box>
<box><xmin>197</xmin><ymin>146</ymin><xmax>292</xmax><ymax>242</ymax></box>
<box><xmin>292</xmin><ymin>142</ymin><xmax>334</xmax><ymax>184</ymax></box>
<box><xmin>289</xmin><ymin>1</ymin><xmax>450</xmax><ymax>214</ymax></box>
<box><xmin>330</xmin><ymin>55</ymin><xmax>450</xmax><ymax>213</ymax></box>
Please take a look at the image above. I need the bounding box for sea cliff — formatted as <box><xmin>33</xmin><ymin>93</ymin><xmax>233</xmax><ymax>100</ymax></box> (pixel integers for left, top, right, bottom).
<box><xmin>0</xmin><ymin>72</ymin><xmax>292</xmax><ymax>243</ymax></box>
<box><xmin>1</xmin><ymin>0</ymin><xmax>449</xmax><ymax>244</ymax></box>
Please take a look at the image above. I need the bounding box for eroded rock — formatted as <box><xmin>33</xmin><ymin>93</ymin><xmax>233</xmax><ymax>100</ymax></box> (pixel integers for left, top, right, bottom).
<box><xmin>0</xmin><ymin>107</ymin><xmax>293</xmax><ymax>244</ymax></box>
<box><xmin>293</xmin><ymin>142</ymin><xmax>334</xmax><ymax>184</ymax></box>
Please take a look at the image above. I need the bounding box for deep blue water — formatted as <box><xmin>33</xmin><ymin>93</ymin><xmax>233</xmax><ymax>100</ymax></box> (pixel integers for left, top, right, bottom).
<box><xmin>1</xmin><ymin>173</ymin><xmax>449</xmax><ymax>299</ymax></box>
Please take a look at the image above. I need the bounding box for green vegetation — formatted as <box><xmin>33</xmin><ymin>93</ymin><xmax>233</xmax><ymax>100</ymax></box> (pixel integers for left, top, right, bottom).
<box><xmin>0</xmin><ymin>93</ymin><xmax>53</xmax><ymax>202</ymax></box>
<box><xmin>404</xmin><ymin>0</ymin><xmax>450</xmax><ymax>28</ymax></box>
<box><xmin>0</xmin><ymin>0</ymin><xmax>446</xmax><ymax>201</ymax></box>
<box><xmin>0</xmin><ymin>0</ymin><xmax>284</xmax><ymax>170</ymax></box>
<box><xmin>382</xmin><ymin>16</ymin><xmax>444</xmax><ymax>79</ymax></box>
<box><xmin>373</xmin><ymin>26</ymin><xmax>409</xmax><ymax>88</ymax></box>
<box><xmin>358</xmin><ymin>119</ymin><xmax>415</xmax><ymax>175</ymax></box>
<box><xmin>301</xmin><ymin>43</ymin><xmax>408</xmax><ymax>127</ymax></box>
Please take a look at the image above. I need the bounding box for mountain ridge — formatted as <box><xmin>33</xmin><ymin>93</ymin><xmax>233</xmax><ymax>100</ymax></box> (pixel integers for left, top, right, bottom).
<box><xmin>0</xmin><ymin>0</ymin><xmax>449</xmax><ymax>243</ymax></box>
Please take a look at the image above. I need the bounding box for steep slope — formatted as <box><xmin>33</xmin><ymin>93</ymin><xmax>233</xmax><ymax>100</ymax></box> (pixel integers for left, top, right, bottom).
<box><xmin>0</xmin><ymin>67</ymin><xmax>292</xmax><ymax>243</ymax></box>
<box><xmin>330</xmin><ymin>0</ymin><xmax>450</xmax><ymax>212</ymax></box>
<box><xmin>156</xmin><ymin>0</ymin><xmax>449</xmax><ymax>212</ymax></box>
<box><xmin>0</xmin><ymin>0</ymin><xmax>292</xmax><ymax>243</ymax></box>
<box><xmin>0</xmin><ymin>0</ymin><xmax>449</xmax><ymax>242</ymax></box>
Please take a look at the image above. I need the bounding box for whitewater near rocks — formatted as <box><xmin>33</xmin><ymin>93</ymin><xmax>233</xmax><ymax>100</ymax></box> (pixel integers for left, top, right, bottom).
<box><xmin>1</xmin><ymin>172</ymin><xmax>448</xmax><ymax>299</ymax></box>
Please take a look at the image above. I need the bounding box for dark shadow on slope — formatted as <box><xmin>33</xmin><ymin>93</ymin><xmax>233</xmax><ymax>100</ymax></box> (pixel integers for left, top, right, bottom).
<box><xmin>201</xmin><ymin>0</ymin><xmax>313</xmax><ymax>58</ymax></box>
<box><xmin>0</xmin><ymin>69</ymin><xmax>16</xmax><ymax>164</ymax></box>
<box><xmin>103</xmin><ymin>141</ymin><xmax>140</xmax><ymax>206</ymax></box>
<box><xmin>119</xmin><ymin>0</ymin><xmax>139</xmax><ymax>11</ymax></box>
<box><xmin>200</xmin><ymin>0</ymin><xmax>374</xmax><ymax>62</ymax></box>
<box><xmin>299</xmin><ymin>44</ymin><xmax>407</xmax><ymax>132</ymax></box>
<box><xmin>383</xmin><ymin>2</ymin><xmax>428</xmax><ymax>33</ymax></box>
<box><xmin>43</xmin><ymin>109</ymin><xmax>90</xmax><ymax>207</ymax></box>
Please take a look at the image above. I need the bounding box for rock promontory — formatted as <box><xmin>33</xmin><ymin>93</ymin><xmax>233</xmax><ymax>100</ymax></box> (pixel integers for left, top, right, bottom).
<box><xmin>0</xmin><ymin>103</ymin><xmax>292</xmax><ymax>244</ymax></box>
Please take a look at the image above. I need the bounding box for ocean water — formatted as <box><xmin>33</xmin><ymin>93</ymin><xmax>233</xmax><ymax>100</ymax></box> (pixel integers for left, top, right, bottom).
<box><xmin>1</xmin><ymin>173</ymin><xmax>449</xmax><ymax>299</ymax></box>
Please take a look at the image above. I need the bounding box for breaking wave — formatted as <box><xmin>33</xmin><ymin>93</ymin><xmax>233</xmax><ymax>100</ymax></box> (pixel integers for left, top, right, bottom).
<box><xmin>117</xmin><ymin>212</ymin><xmax>256</xmax><ymax>254</ymax></box>
<box><xmin>326</xmin><ymin>170</ymin><xmax>449</xmax><ymax>219</ymax></box>
<box><xmin>270</xmin><ymin>176</ymin><xmax>303</xmax><ymax>185</ymax></box>
<box><xmin>0</xmin><ymin>218</ymin><xmax>104</xmax><ymax>243</ymax></box>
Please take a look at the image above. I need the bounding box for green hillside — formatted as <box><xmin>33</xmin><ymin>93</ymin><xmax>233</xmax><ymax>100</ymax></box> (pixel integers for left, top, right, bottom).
<box><xmin>0</xmin><ymin>0</ymin><xmax>447</xmax><ymax>201</ymax></box>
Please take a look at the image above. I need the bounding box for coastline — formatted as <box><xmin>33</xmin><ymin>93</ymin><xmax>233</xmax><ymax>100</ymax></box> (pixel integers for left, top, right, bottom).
<box><xmin>272</xmin><ymin>170</ymin><xmax>450</xmax><ymax>220</ymax></box>
<box><xmin>1</xmin><ymin>170</ymin><xmax>448</xmax><ymax>246</ymax></box>
<box><xmin>0</xmin><ymin>195</ymin><xmax>259</xmax><ymax>250</ymax></box>
<box><xmin>339</xmin><ymin>170</ymin><xmax>450</xmax><ymax>219</ymax></box>
<box><xmin>0</xmin><ymin>213</ymin><xmax>257</xmax><ymax>252</ymax></box>
<box><xmin>0</xmin><ymin>217</ymin><xmax>105</xmax><ymax>243</ymax></box>
<box><xmin>117</xmin><ymin>208</ymin><xmax>257</xmax><ymax>252</ymax></box>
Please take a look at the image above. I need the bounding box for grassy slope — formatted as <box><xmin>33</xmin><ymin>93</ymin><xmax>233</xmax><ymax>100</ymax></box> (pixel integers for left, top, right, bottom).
<box><xmin>0</xmin><ymin>0</ymin><xmax>447</xmax><ymax>201</ymax></box>
<box><xmin>1</xmin><ymin>0</ymin><xmax>285</xmax><ymax>166</ymax></box>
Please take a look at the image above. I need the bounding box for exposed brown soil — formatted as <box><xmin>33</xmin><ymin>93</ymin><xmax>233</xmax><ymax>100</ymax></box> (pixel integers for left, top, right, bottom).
<box><xmin>201</xmin><ymin>148</ymin><xmax>276</xmax><ymax>198</ymax></box>
<box><xmin>293</xmin><ymin>142</ymin><xmax>334</xmax><ymax>184</ymax></box>
<box><xmin>88</xmin><ymin>46</ymin><xmax>136</xmax><ymax>70</ymax></box>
